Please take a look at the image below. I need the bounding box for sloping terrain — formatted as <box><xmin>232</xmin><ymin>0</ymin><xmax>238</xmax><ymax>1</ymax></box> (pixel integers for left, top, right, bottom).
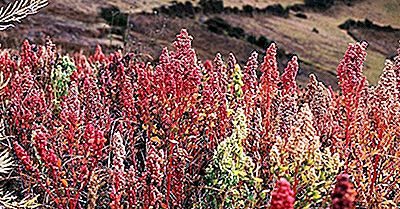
<box><xmin>0</xmin><ymin>0</ymin><xmax>398</xmax><ymax>87</ymax></box>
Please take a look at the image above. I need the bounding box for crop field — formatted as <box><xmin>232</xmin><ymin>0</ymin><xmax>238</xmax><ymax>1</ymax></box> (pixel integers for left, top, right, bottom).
<box><xmin>0</xmin><ymin>28</ymin><xmax>399</xmax><ymax>208</ymax></box>
<box><xmin>0</xmin><ymin>0</ymin><xmax>400</xmax><ymax>209</ymax></box>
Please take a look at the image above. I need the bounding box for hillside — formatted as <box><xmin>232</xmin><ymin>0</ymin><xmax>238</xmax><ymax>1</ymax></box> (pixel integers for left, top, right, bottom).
<box><xmin>0</xmin><ymin>0</ymin><xmax>399</xmax><ymax>88</ymax></box>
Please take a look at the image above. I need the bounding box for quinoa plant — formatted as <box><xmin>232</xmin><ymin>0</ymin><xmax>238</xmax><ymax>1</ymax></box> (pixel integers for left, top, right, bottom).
<box><xmin>0</xmin><ymin>29</ymin><xmax>398</xmax><ymax>208</ymax></box>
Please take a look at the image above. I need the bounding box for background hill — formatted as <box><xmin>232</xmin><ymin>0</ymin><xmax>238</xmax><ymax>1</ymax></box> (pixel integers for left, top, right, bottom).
<box><xmin>0</xmin><ymin>0</ymin><xmax>399</xmax><ymax>88</ymax></box>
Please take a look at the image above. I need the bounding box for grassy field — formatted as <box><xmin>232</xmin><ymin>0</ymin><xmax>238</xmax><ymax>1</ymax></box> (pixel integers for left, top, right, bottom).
<box><xmin>218</xmin><ymin>0</ymin><xmax>399</xmax><ymax>84</ymax></box>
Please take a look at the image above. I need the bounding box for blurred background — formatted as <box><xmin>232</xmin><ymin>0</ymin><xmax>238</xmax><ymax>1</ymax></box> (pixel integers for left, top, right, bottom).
<box><xmin>0</xmin><ymin>0</ymin><xmax>399</xmax><ymax>88</ymax></box>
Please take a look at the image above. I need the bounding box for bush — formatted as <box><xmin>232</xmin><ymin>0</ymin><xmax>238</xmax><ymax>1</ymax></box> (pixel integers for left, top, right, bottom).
<box><xmin>304</xmin><ymin>0</ymin><xmax>335</xmax><ymax>9</ymax></box>
<box><xmin>257</xmin><ymin>35</ymin><xmax>271</xmax><ymax>48</ymax></box>
<box><xmin>100</xmin><ymin>6</ymin><xmax>128</xmax><ymax>27</ymax></box>
<box><xmin>204</xmin><ymin>17</ymin><xmax>246</xmax><ymax>39</ymax></box>
<box><xmin>243</xmin><ymin>5</ymin><xmax>254</xmax><ymax>15</ymax></box>
<box><xmin>199</xmin><ymin>0</ymin><xmax>224</xmax><ymax>13</ymax></box>
<box><xmin>265</xmin><ymin>4</ymin><xmax>289</xmax><ymax>17</ymax></box>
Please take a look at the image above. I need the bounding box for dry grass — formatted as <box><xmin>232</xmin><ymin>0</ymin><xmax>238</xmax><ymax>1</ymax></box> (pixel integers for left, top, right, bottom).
<box><xmin>220</xmin><ymin>0</ymin><xmax>398</xmax><ymax>84</ymax></box>
<box><xmin>328</xmin><ymin>0</ymin><xmax>400</xmax><ymax>27</ymax></box>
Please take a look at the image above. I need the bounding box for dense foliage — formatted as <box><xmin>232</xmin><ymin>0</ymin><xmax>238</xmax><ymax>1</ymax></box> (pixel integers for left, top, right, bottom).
<box><xmin>0</xmin><ymin>29</ymin><xmax>399</xmax><ymax>209</ymax></box>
